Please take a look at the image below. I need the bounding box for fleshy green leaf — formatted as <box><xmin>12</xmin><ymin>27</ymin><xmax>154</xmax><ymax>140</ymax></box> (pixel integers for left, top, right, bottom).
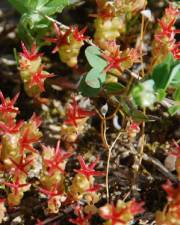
<box><xmin>85</xmin><ymin>68</ymin><xmax>106</xmax><ymax>88</ymax></box>
<box><xmin>85</xmin><ymin>46</ymin><xmax>107</xmax><ymax>71</ymax></box>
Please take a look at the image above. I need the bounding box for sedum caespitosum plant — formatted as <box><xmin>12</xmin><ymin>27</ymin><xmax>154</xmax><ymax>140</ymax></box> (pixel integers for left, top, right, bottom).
<box><xmin>0</xmin><ymin>91</ymin><xmax>42</xmax><ymax>206</ymax></box>
<box><xmin>94</xmin><ymin>0</ymin><xmax>125</xmax><ymax>50</ymax></box>
<box><xmin>70</xmin><ymin>155</ymin><xmax>104</xmax><ymax>206</ymax></box>
<box><xmin>156</xmin><ymin>142</ymin><xmax>180</xmax><ymax>225</ymax></box>
<box><xmin>61</xmin><ymin>96</ymin><xmax>95</xmax><ymax>144</ymax></box>
<box><xmin>39</xmin><ymin>140</ymin><xmax>71</xmax><ymax>213</ymax></box>
<box><xmin>151</xmin><ymin>4</ymin><xmax>180</xmax><ymax>67</ymax></box>
<box><xmin>94</xmin><ymin>0</ymin><xmax>147</xmax><ymax>50</ymax></box>
<box><xmin>156</xmin><ymin>180</ymin><xmax>180</xmax><ymax>225</ymax></box>
<box><xmin>47</xmin><ymin>23</ymin><xmax>87</xmax><ymax>67</ymax></box>
<box><xmin>19</xmin><ymin>42</ymin><xmax>54</xmax><ymax>97</ymax></box>
<box><xmin>114</xmin><ymin>0</ymin><xmax>147</xmax><ymax>15</ymax></box>
<box><xmin>99</xmin><ymin>199</ymin><xmax>144</xmax><ymax>225</ymax></box>
<box><xmin>1</xmin><ymin>0</ymin><xmax>180</xmax><ymax>223</ymax></box>
<box><xmin>69</xmin><ymin>205</ymin><xmax>92</xmax><ymax>225</ymax></box>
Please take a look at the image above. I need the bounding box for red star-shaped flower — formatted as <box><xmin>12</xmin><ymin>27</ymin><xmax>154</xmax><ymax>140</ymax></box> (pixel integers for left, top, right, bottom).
<box><xmin>28</xmin><ymin>65</ymin><xmax>54</xmax><ymax>92</ymax></box>
<box><xmin>72</xmin><ymin>26</ymin><xmax>88</xmax><ymax>42</ymax></box>
<box><xmin>69</xmin><ymin>205</ymin><xmax>91</xmax><ymax>225</ymax></box>
<box><xmin>128</xmin><ymin>122</ymin><xmax>140</xmax><ymax>133</ymax></box>
<box><xmin>74</xmin><ymin>155</ymin><xmax>105</xmax><ymax>180</ymax></box>
<box><xmin>162</xmin><ymin>180</ymin><xmax>179</xmax><ymax>201</ymax></box>
<box><xmin>155</xmin><ymin>19</ymin><xmax>180</xmax><ymax>43</ymax></box>
<box><xmin>0</xmin><ymin>119</ymin><xmax>24</xmax><ymax>135</ymax></box>
<box><xmin>129</xmin><ymin>199</ymin><xmax>144</xmax><ymax>215</ymax></box>
<box><xmin>4</xmin><ymin>177</ymin><xmax>30</xmax><ymax>195</ymax></box>
<box><xmin>43</xmin><ymin>140</ymin><xmax>72</xmax><ymax>175</ymax></box>
<box><xmin>100</xmin><ymin>203</ymin><xmax>127</xmax><ymax>225</ymax></box>
<box><xmin>20</xmin><ymin>42</ymin><xmax>43</xmax><ymax>61</ymax></box>
<box><xmin>171</xmin><ymin>42</ymin><xmax>180</xmax><ymax>59</ymax></box>
<box><xmin>19</xmin><ymin>127</ymin><xmax>40</xmax><ymax>154</ymax></box>
<box><xmin>46</xmin><ymin>22</ymin><xmax>72</xmax><ymax>53</ymax></box>
<box><xmin>0</xmin><ymin>91</ymin><xmax>19</xmax><ymax>116</ymax></box>
<box><xmin>100</xmin><ymin>200</ymin><xmax>144</xmax><ymax>225</ymax></box>
<box><xmin>64</xmin><ymin>97</ymin><xmax>95</xmax><ymax>127</ymax></box>
<box><xmin>101</xmin><ymin>48</ymin><xmax>129</xmax><ymax>73</ymax></box>
<box><xmin>39</xmin><ymin>184</ymin><xmax>62</xmax><ymax>201</ymax></box>
<box><xmin>9</xmin><ymin>156</ymin><xmax>33</xmax><ymax>175</ymax></box>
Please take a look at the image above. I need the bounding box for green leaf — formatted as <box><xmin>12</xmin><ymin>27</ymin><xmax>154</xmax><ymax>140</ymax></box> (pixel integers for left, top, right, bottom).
<box><xmin>156</xmin><ymin>89</ymin><xmax>166</xmax><ymax>101</ymax></box>
<box><xmin>170</xmin><ymin>63</ymin><xmax>180</xmax><ymax>87</ymax></box>
<box><xmin>17</xmin><ymin>20</ymin><xmax>34</xmax><ymax>46</ymax></box>
<box><xmin>173</xmin><ymin>88</ymin><xmax>180</xmax><ymax>101</ymax></box>
<box><xmin>120</xmin><ymin>98</ymin><xmax>148</xmax><ymax>122</ymax></box>
<box><xmin>8</xmin><ymin>0</ymin><xmax>28</xmax><ymax>13</ymax></box>
<box><xmin>151</xmin><ymin>53</ymin><xmax>175</xmax><ymax>90</ymax></box>
<box><xmin>36</xmin><ymin>0</ymin><xmax>49</xmax><ymax>8</ymax></box>
<box><xmin>24</xmin><ymin>0</ymin><xmax>38</xmax><ymax>11</ymax></box>
<box><xmin>8</xmin><ymin>0</ymin><xmax>69</xmax><ymax>44</ymax></box>
<box><xmin>104</xmin><ymin>82</ymin><xmax>125</xmax><ymax>93</ymax></box>
<box><xmin>151</xmin><ymin>53</ymin><xmax>180</xmax><ymax>91</ymax></box>
<box><xmin>152</xmin><ymin>63</ymin><xmax>170</xmax><ymax>90</ymax></box>
<box><xmin>131</xmin><ymin>110</ymin><xmax>149</xmax><ymax>122</ymax></box>
<box><xmin>85</xmin><ymin>46</ymin><xmax>107</xmax><ymax>71</ymax></box>
<box><xmin>79</xmin><ymin>76</ymin><xmax>101</xmax><ymax>97</ymax></box>
<box><xmin>39</xmin><ymin>0</ymin><xmax>69</xmax><ymax>15</ymax></box>
<box><xmin>85</xmin><ymin>68</ymin><xmax>106</xmax><ymax>88</ymax></box>
<box><xmin>168</xmin><ymin>105</ymin><xmax>180</xmax><ymax>116</ymax></box>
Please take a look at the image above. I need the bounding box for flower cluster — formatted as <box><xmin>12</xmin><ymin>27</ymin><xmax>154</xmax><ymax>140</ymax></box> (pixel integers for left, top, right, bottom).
<box><xmin>47</xmin><ymin>23</ymin><xmax>87</xmax><ymax>67</ymax></box>
<box><xmin>70</xmin><ymin>155</ymin><xmax>104</xmax><ymax>206</ymax></box>
<box><xmin>61</xmin><ymin>96</ymin><xmax>95</xmax><ymax>143</ymax></box>
<box><xmin>127</xmin><ymin>122</ymin><xmax>140</xmax><ymax>139</ymax></box>
<box><xmin>0</xmin><ymin>91</ymin><xmax>42</xmax><ymax>206</ymax></box>
<box><xmin>69</xmin><ymin>205</ymin><xmax>91</xmax><ymax>225</ymax></box>
<box><xmin>152</xmin><ymin>4</ymin><xmax>180</xmax><ymax>66</ymax></box>
<box><xmin>94</xmin><ymin>1</ymin><xmax>125</xmax><ymax>50</ymax></box>
<box><xmin>94</xmin><ymin>0</ymin><xmax>147</xmax><ymax>50</ymax></box>
<box><xmin>156</xmin><ymin>180</ymin><xmax>180</xmax><ymax>225</ymax></box>
<box><xmin>0</xmin><ymin>92</ymin><xmax>99</xmax><ymax>214</ymax></box>
<box><xmin>114</xmin><ymin>0</ymin><xmax>147</xmax><ymax>15</ymax></box>
<box><xmin>99</xmin><ymin>199</ymin><xmax>144</xmax><ymax>225</ymax></box>
<box><xmin>40</xmin><ymin>141</ymin><xmax>71</xmax><ymax>213</ymax></box>
<box><xmin>19</xmin><ymin>42</ymin><xmax>54</xmax><ymax>97</ymax></box>
<box><xmin>101</xmin><ymin>46</ymin><xmax>140</xmax><ymax>75</ymax></box>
